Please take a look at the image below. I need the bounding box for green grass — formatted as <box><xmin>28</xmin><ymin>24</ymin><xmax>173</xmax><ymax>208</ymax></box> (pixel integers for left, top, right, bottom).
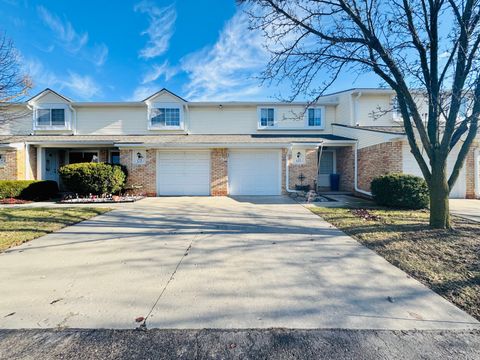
<box><xmin>0</xmin><ymin>207</ymin><xmax>111</xmax><ymax>252</ymax></box>
<box><xmin>310</xmin><ymin>206</ymin><xmax>480</xmax><ymax>321</ymax></box>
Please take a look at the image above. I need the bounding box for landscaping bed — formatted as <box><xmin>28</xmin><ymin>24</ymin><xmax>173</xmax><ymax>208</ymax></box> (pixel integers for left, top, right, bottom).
<box><xmin>310</xmin><ymin>206</ymin><xmax>480</xmax><ymax>321</ymax></box>
<box><xmin>0</xmin><ymin>207</ymin><xmax>111</xmax><ymax>252</ymax></box>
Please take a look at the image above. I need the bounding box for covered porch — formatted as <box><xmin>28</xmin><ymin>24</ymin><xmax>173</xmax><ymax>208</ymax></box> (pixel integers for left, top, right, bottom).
<box><xmin>29</xmin><ymin>143</ymin><xmax>120</xmax><ymax>184</ymax></box>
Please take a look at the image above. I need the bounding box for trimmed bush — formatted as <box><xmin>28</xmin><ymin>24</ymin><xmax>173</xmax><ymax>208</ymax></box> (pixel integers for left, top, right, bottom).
<box><xmin>371</xmin><ymin>173</ymin><xmax>429</xmax><ymax>209</ymax></box>
<box><xmin>0</xmin><ymin>180</ymin><xmax>59</xmax><ymax>200</ymax></box>
<box><xmin>59</xmin><ymin>162</ymin><xmax>126</xmax><ymax>195</ymax></box>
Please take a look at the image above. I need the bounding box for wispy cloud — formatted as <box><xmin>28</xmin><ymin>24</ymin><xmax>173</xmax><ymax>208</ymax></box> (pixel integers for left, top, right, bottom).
<box><xmin>142</xmin><ymin>60</ymin><xmax>178</xmax><ymax>84</ymax></box>
<box><xmin>134</xmin><ymin>1</ymin><xmax>176</xmax><ymax>59</ymax></box>
<box><xmin>37</xmin><ymin>5</ymin><xmax>108</xmax><ymax>66</ymax></box>
<box><xmin>37</xmin><ymin>5</ymin><xmax>88</xmax><ymax>53</ymax></box>
<box><xmin>23</xmin><ymin>58</ymin><xmax>101</xmax><ymax>99</ymax></box>
<box><xmin>127</xmin><ymin>85</ymin><xmax>159</xmax><ymax>101</ymax></box>
<box><xmin>181</xmin><ymin>10</ymin><xmax>266</xmax><ymax>101</ymax></box>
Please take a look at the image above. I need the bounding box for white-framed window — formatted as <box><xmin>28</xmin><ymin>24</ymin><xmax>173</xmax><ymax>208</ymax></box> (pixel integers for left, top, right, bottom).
<box><xmin>0</xmin><ymin>152</ymin><xmax>6</xmax><ymax>167</ymax></box>
<box><xmin>34</xmin><ymin>104</ymin><xmax>71</xmax><ymax>130</ymax></box>
<box><xmin>307</xmin><ymin>107</ymin><xmax>323</xmax><ymax>127</ymax></box>
<box><xmin>258</xmin><ymin>107</ymin><xmax>275</xmax><ymax>128</ymax></box>
<box><xmin>148</xmin><ymin>103</ymin><xmax>184</xmax><ymax>129</ymax></box>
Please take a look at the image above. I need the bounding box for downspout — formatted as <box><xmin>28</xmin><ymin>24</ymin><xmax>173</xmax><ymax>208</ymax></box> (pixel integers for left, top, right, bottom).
<box><xmin>285</xmin><ymin>142</ymin><xmax>323</xmax><ymax>193</ymax></box>
<box><xmin>353</xmin><ymin>92</ymin><xmax>362</xmax><ymax>126</ymax></box>
<box><xmin>354</xmin><ymin>141</ymin><xmax>372</xmax><ymax>196</ymax></box>
<box><xmin>68</xmin><ymin>104</ymin><xmax>77</xmax><ymax>134</ymax></box>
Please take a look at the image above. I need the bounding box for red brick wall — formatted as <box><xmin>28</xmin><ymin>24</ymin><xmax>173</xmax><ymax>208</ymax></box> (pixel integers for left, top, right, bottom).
<box><xmin>288</xmin><ymin>149</ymin><xmax>317</xmax><ymax>191</ymax></box>
<box><xmin>357</xmin><ymin>141</ymin><xmax>403</xmax><ymax>192</ymax></box>
<box><xmin>120</xmin><ymin>149</ymin><xmax>156</xmax><ymax>196</ymax></box>
<box><xmin>466</xmin><ymin>146</ymin><xmax>478</xmax><ymax>199</ymax></box>
<box><xmin>211</xmin><ymin>148</ymin><xmax>227</xmax><ymax>196</ymax></box>
<box><xmin>0</xmin><ymin>150</ymin><xmax>19</xmax><ymax>180</ymax></box>
<box><xmin>28</xmin><ymin>146</ymin><xmax>37</xmax><ymax>180</ymax></box>
<box><xmin>336</xmin><ymin>146</ymin><xmax>355</xmax><ymax>192</ymax></box>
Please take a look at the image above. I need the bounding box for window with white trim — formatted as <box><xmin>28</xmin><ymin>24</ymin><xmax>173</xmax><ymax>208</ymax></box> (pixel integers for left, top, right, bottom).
<box><xmin>149</xmin><ymin>105</ymin><xmax>183</xmax><ymax>129</ymax></box>
<box><xmin>259</xmin><ymin>108</ymin><xmax>275</xmax><ymax>127</ymax></box>
<box><xmin>307</xmin><ymin>108</ymin><xmax>322</xmax><ymax>127</ymax></box>
<box><xmin>36</xmin><ymin>108</ymin><xmax>66</xmax><ymax>127</ymax></box>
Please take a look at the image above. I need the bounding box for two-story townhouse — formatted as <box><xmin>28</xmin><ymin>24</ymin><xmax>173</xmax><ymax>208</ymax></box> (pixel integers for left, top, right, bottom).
<box><xmin>0</xmin><ymin>88</ymin><xmax>478</xmax><ymax>198</ymax></box>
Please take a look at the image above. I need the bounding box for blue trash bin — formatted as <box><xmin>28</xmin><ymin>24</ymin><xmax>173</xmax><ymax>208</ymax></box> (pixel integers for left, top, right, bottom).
<box><xmin>330</xmin><ymin>173</ymin><xmax>340</xmax><ymax>191</ymax></box>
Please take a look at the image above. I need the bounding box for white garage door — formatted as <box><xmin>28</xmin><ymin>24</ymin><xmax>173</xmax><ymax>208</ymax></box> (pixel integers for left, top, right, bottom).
<box><xmin>402</xmin><ymin>144</ymin><xmax>467</xmax><ymax>198</ymax></box>
<box><xmin>228</xmin><ymin>149</ymin><xmax>281</xmax><ymax>195</ymax></box>
<box><xmin>157</xmin><ymin>151</ymin><xmax>210</xmax><ymax>195</ymax></box>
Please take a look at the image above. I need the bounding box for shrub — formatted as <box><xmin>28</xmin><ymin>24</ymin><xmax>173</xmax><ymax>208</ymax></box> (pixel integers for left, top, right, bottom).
<box><xmin>0</xmin><ymin>180</ymin><xmax>59</xmax><ymax>200</ymax></box>
<box><xmin>59</xmin><ymin>162</ymin><xmax>126</xmax><ymax>195</ymax></box>
<box><xmin>371</xmin><ymin>173</ymin><xmax>429</xmax><ymax>209</ymax></box>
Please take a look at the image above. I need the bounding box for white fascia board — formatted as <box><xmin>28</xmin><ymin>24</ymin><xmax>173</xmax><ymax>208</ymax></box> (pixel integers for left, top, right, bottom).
<box><xmin>115</xmin><ymin>142</ymin><xmax>291</xmax><ymax>149</ymax></box>
<box><xmin>0</xmin><ymin>143</ymin><xmax>23</xmax><ymax>149</ymax></box>
<box><xmin>25</xmin><ymin>141</ymin><xmax>116</xmax><ymax>147</ymax></box>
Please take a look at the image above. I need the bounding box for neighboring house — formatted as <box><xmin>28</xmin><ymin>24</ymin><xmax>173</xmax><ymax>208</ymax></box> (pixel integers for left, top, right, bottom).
<box><xmin>0</xmin><ymin>88</ymin><xmax>478</xmax><ymax>198</ymax></box>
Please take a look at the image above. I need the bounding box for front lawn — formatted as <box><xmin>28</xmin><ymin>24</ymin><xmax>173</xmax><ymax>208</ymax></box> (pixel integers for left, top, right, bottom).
<box><xmin>0</xmin><ymin>207</ymin><xmax>111</xmax><ymax>251</ymax></box>
<box><xmin>310</xmin><ymin>206</ymin><xmax>480</xmax><ymax>320</ymax></box>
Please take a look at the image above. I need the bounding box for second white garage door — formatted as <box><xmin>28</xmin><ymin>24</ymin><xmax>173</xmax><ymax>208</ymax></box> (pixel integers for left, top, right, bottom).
<box><xmin>228</xmin><ymin>149</ymin><xmax>281</xmax><ymax>195</ymax></box>
<box><xmin>157</xmin><ymin>151</ymin><xmax>210</xmax><ymax>195</ymax></box>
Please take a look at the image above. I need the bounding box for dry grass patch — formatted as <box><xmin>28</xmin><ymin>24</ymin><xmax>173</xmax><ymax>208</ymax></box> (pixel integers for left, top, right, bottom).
<box><xmin>0</xmin><ymin>207</ymin><xmax>111</xmax><ymax>252</ymax></box>
<box><xmin>310</xmin><ymin>206</ymin><xmax>480</xmax><ymax>320</ymax></box>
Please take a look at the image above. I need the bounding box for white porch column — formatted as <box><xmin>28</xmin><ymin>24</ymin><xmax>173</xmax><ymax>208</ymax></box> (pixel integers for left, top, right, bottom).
<box><xmin>36</xmin><ymin>146</ymin><xmax>43</xmax><ymax>180</ymax></box>
<box><xmin>25</xmin><ymin>143</ymin><xmax>30</xmax><ymax>180</ymax></box>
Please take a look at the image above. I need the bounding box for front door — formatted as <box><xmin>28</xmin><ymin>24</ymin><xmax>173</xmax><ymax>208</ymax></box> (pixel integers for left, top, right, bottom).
<box><xmin>44</xmin><ymin>149</ymin><xmax>59</xmax><ymax>182</ymax></box>
<box><xmin>318</xmin><ymin>150</ymin><xmax>335</xmax><ymax>188</ymax></box>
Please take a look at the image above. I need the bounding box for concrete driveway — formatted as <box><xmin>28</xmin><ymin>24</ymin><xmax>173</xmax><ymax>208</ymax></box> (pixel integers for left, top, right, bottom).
<box><xmin>450</xmin><ymin>199</ymin><xmax>480</xmax><ymax>222</ymax></box>
<box><xmin>0</xmin><ymin>196</ymin><xmax>478</xmax><ymax>330</ymax></box>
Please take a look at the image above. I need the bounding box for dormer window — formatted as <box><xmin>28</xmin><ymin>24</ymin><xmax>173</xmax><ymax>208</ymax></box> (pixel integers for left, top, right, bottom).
<box><xmin>148</xmin><ymin>104</ymin><xmax>184</xmax><ymax>130</ymax></box>
<box><xmin>37</xmin><ymin>109</ymin><xmax>65</xmax><ymax>126</ymax></box>
<box><xmin>33</xmin><ymin>104</ymin><xmax>71</xmax><ymax>130</ymax></box>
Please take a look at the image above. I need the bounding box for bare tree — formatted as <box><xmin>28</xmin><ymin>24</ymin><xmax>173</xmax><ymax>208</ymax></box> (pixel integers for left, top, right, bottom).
<box><xmin>0</xmin><ymin>31</ymin><xmax>32</xmax><ymax>121</ymax></box>
<box><xmin>240</xmin><ymin>0</ymin><xmax>480</xmax><ymax>229</ymax></box>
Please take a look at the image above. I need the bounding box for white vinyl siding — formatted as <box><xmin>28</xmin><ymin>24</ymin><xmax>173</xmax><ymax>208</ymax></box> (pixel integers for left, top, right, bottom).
<box><xmin>228</xmin><ymin>150</ymin><xmax>281</xmax><ymax>195</ymax></box>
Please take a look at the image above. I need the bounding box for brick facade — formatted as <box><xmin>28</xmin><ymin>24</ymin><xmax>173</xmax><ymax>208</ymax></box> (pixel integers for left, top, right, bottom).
<box><xmin>288</xmin><ymin>149</ymin><xmax>318</xmax><ymax>191</ymax></box>
<box><xmin>27</xmin><ymin>146</ymin><xmax>37</xmax><ymax>180</ymax></box>
<box><xmin>357</xmin><ymin>141</ymin><xmax>403</xmax><ymax>192</ymax></box>
<box><xmin>0</xmin><ymin>149</ymin><xmax>20</xmax><ymax>180</ymax></box>
<box><xmin>281</xmin><ymin>148</ymin><xmax>287</xmax><ymax>194</ymax></box>
<box><xmin>210</xmin><ymin>148</ymin><xmax>228</xmax><ymax>196</ymax></box>
<box><xmin>336</xmin><ymin>146</ymin><xmax>355</xmax><ymax>192</ymax></box>
<box><xmin>120</xmin><ymin>149</ymin><xmax>156</xmax><ymax>196</ymax></box>
<box><xmin>466</xmin><ymin>146</ymin><xmax>478</xmax><ymax>199</ymax></box>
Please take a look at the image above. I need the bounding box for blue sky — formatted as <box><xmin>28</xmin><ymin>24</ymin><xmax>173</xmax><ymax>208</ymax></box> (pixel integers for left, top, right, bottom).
<box><xmin>1</xmin><ymin>0</ymin><xmax>380</xmax><ymax>102</ymax></box>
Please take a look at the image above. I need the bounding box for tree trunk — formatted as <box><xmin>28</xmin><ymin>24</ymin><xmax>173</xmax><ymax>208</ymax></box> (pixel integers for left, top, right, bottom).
<box><xmin>429</xmin><ymin>163</ymin><xmax>451</xmax><ymax>229</ymax></box>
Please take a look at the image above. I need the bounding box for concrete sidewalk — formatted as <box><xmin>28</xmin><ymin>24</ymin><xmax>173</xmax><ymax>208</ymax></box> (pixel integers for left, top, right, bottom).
<box><xmin>0</xmin><ymin>196</ymin><xmax>478</xmax><ymax>330</ymax></box>
<box><xmin>450</xmin><ymin>199</ymin><xmax>480</xmax><ymax>223</ymax></box>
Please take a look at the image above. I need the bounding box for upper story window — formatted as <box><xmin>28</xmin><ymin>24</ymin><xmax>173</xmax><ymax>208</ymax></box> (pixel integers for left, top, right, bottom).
<box><xmin>37</xmin><ymin>109</ymin><xmax>65</xmax><ymax>126</ymax></box>
<box><xmin>33</xmin><ymin>104</ymin><xmax>71</xmax><ymax>130</ymax></box>
<box><xmin>307</xmin><ymin>108</ymin><xmax>322</xmax><ymax>127</ymax></box>
<box><xmin>148</xmin><ymin>104</ymin><xmax>183</xmax><ymax>130</ymax></box>
<box><xmin>259</xmin><ymin>108</ymin><xmax>275</xmax><ymax>127</ymax></box>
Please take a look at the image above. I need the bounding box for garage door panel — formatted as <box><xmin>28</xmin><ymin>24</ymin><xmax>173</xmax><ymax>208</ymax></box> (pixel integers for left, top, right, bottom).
<box><xmin>228</xmin><ymin>150</ymin><xmax>281</xmax><ymax>195</ymax></box>
<box><xmin>402</xmin><ymin>144</ymin><xmax>466</xmax><ymax>198</ymax></box>
<box><xmin>157</xmin><ymin>151</ymin><xmax>210</xmax><ymax>195</ymax></box>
